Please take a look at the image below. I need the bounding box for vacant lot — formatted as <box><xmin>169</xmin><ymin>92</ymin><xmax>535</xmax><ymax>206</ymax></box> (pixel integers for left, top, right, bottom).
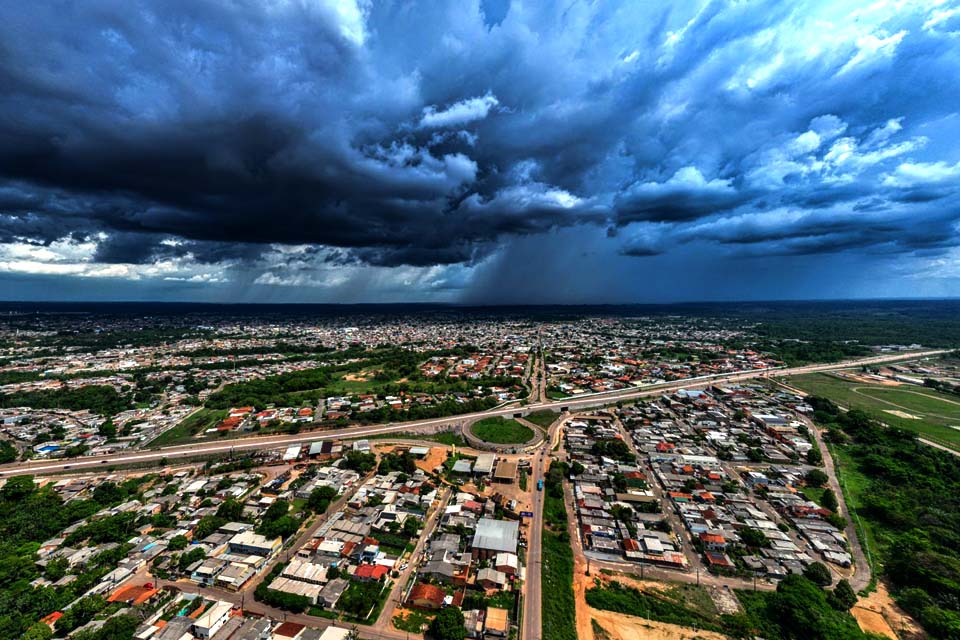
<box><xmin>146</xmin><ymin>408</ymin><xmax>227</xmax><ymax>447</ymax></box>
<box><xmin>470</xmin><ymin>417</ymin><xmax>534</xmax><ymax>444</ymax></box>
<box><xmin>788</xmin><ymin>373</ymin><xmax>960</xmax><ymax>450</ymax></box>
<box><xmin>524</xmin><ymin>409</ymin><xmax>559</xmax><ymax>428</ymax></box>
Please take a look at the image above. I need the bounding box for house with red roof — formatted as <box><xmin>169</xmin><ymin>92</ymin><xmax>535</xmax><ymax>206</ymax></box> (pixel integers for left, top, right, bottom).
<box><xmin>353</xmin><ymin>563</ymin><xmax>389</xmax><ymax>582</ymax></box>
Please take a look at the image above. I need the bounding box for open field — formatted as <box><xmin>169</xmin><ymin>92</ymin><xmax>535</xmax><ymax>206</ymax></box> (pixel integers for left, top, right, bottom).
<box><xmin>542</xmin><ymin>493</ymin><xmax>577</xmax><ymax>640</ymax></box>
<box><xmin>146</xmin><ymin>408</ymin><xmax>227</xmax><ymax>447</ymax></box>
<box><xmin>787</xmin><ymin>372</ymin><xmax>960</xmax><ymax>450</ymax></box>
<box><xmin>470</xmin><ymin>416</ymin><xmax>535</xmax><ymax>444</ymax></box>
<box><xmin>523</xmin><ymin>409</ymin><xmax>559</xmax><ymax>428</ymax></box>
<box><xmin>826</xmin><ymin>441</ymin><xmax>880</xmax><ymax>586</ymax></box>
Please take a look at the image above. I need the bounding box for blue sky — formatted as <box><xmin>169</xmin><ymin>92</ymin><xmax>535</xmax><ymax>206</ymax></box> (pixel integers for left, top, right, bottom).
<box><xmin>1</xmin><ymin>0</ymin><xmax>959</xmax><ymax>302</ymax></box>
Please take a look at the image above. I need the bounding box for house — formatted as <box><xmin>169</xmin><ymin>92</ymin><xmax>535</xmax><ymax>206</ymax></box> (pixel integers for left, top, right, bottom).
<box><xmin>228</xmin><ymin>530</ymin><xmax>282</xmax><ymax>556</ymax></box>
<box><xmin>699</xmin><ymin>533</ymin><xmax>727</xmax><ymax>552</ymax></box>
<box><xmin>420</xmin><ymin>560</ymin><xmax>465</xmax><ymax>585</ymax></box>
<box><xmin>353</xmin><ymin>563</ymin><xmax>389</xmax><ymax>582</ymax></box>
<box><xmin>493</xmin><ymin>461</ymin><xmax>517</xmax><ymax>484</ymax></box>
<box><xmin>192</xmin><ymin>600</ymin><xmax>233</xmax><ymax>639</ymax></box>
<box><xmin>476</xmin><ymin>567</ymin><xmax>507</xmax><ymax>589</ymax></box>
<box><xmin>485</xmin><ymin>607</ymin><xmax>509</xmax><ymax>637</ymax></box>
<box><xmin>494</xmin><ymin>552</ymin><xmax>519</xmax><ymax>575</ymax></box>
<box><xmin>473</xmin><ymin>454</ymin><xmax>496</xmax><ymax>475</ymax></box>
<box><xmin>452</xmin><ymin>460</ymin><xmax>473</xmax><ymax>474</ymax></box>
<box><xmin>408</xmin><ymin>582</ymin><xmax>446</xmax><ymax>610</ymax></box>
<box><xmin>464</xmin><ymin>609</ymin><xmax>484</xmax><ymax>639</ymax></box>
<box><xmin>472</xmin><ymin>518</ymin><xmax>519</xmax><ymax>560</ymax></box>
<box><xmin>319</xmin><ymin>578</ymin><xmax>349</xmax><ymax>609</ymax></box>
<box><xmin>273</xmin><ymin>621</ymin><xmax>306</xmax><ymax>640</ymax></box>
<box><xmin>704</xmin><ymin>551</ymin><xmax>735</xmax><ymax>570</ymax></box>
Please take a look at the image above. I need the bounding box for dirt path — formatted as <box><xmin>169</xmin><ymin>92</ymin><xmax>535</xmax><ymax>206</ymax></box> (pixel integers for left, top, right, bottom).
<box><xmin>918</xmin><ymin>437</ymin><xmax>960</xmax><ymax>458</ymax></box>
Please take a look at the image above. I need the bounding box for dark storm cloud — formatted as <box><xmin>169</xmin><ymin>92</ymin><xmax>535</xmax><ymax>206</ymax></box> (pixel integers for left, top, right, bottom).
<box><xmin>1</xmin><ymin>1</ymin><xmax>960</xmax><ymax>299</ymax></box>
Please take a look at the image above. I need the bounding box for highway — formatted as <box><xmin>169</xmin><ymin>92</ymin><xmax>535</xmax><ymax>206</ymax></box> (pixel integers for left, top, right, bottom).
<box><xmin>0</xmin><ymin>349</ymin><xmax>946</xmax><ymax>477</ymax></box>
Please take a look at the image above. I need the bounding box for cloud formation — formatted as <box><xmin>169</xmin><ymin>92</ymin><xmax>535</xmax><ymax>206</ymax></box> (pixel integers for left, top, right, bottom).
<box><xmin>0</xmin><ymin>0</ymin><xmax>959</xmax><ymax>301</ymax></box>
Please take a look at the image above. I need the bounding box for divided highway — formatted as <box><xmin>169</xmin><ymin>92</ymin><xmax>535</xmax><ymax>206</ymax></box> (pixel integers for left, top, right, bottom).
<box><xmin>0</xmin><ymin>349</ymin><xmax>946</xmax><ymax>477</ymax></box>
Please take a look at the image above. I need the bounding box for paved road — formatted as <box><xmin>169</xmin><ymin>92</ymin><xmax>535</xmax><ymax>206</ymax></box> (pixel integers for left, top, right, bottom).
<box><xmin>1</xmin><ymin>349</ymin><xmax>945</xmax><ymax>478</ymax></box>
<box><xmin>520</xmin><ymin>414</ymin><xmax>564</xmax><ymax>640</ymax></box>
<box><xmin>373</xmin><ymin>487</ymin><xmax>451</xmax><ymax>630</ymax></box>
<box><xmin>244</xmin><ymin>466</ymin><xmax>376</xmax><ymax>598</ymax></box>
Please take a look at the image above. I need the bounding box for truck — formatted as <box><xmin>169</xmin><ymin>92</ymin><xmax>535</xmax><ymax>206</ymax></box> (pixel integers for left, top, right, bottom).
<box><xmin>536</xmin><ymin>479</ymin><xmax>544</xmax><ymax>491</ymax></box>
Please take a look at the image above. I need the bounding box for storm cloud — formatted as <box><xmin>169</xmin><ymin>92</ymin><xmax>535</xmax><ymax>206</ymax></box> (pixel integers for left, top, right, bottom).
<box><xmin>1</xmin><ymin>0</ymin><xmax>959</xmax><ymax>301</ymax></box>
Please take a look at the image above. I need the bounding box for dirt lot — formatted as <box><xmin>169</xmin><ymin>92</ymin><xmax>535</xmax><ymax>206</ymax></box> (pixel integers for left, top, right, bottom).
<box><xmin>415</xmin><ymin>447</ymin><xmax>449</xmax><ymax>474</ymax></box>
<box><xmin>852</xmin><ymin>582</ymin><xmax>923</xmax><ymax>639</ymax></box>
<box><xmin>589</xmin><ymin>608</ymin><xmax>729</xmax><ymax>640</ymax></box>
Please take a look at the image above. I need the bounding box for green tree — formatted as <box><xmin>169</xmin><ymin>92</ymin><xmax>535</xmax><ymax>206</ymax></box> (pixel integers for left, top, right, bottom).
<box><xmin>98</xmin><ymin>419</ymin><xmax>117</xmax><ymax>439</ymax></box>
<box><xmin>1</xmin><ymin>475</ymin><xmax>35</xmax><ymax>501</ymax></box>
<box><xmin>179</xmin><ymin>546</ymin><xmax>206</xmax><ymax>571</ymax></box>
<box><xmin>0</xmin><ymin>441</ymin><xmax>17</xmax><ymax>464</ymax></box>
<box><xmin>307</xmin><ymin>486</ymin><xmax>338</xmax><ymax>513</ymax></box>
<box><xmin>343</xmin><ymin>451</ymin><xmax>377</xmax><ymax>473</ymax></box>
<box><xmin>168</xmin><ymin>535</ymin><xmax>188</xmax><ymax>551</ymax></box>
<box><xmin>193</xmin><ymin>515</ymin><xmax>226</xmax><ymax>540</ymax></box>
<box><xmin>805</xmin><ymin>469</ymin><xmax>829</xmax><ymax>488</ymax></box>
<box><xmin>821</xmin><ymin>488</ymin><xmax>839</xmax><ymax>512</ymax></box>
<box><xmin>215</xmin><ymin>498</ymin><xmax>244</xmax><ymax>521</ymax></box>
<box><xmin>429</xmin><ymin>605</ymin><xmax>466</xmax><ymax>640</ymax></box>
<box><xmin>739</xmin><ymin>528</ymin><xmax>769</xmax><ymax>549</ymax></box>
<box><xmin>55</xmin><ymin>595</ymin><xmax>106</xmax><ymax>633</ymax></box>
<box><xmin>44</xmin><ymin>557</ymin><xmax>69</xmax><ymax>581</ymax></box>
<box><xmin>831</xmin><ymin>579</ymin><xmax>858</xmax><ymax>611</ymax></box>
<box><xmin>402</xmin><ymin>517</ymin><xmax>420</xmax><ymax>537</ymax></box>
<box><xmin>804</xmin><ymin>561</ymin><xmax>833</xmax><ymax>587</ymax></box>
<box><xmin>22</xmin><ymin>623</ymin><xmax>52</xmax><ymax>640</ymax></box>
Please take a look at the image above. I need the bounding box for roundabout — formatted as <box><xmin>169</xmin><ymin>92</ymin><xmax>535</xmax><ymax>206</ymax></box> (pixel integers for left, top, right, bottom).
<box><xmin>463</xmin><ymin>415</ymin><xmax>545</xmax><ymax>451</ymax></box>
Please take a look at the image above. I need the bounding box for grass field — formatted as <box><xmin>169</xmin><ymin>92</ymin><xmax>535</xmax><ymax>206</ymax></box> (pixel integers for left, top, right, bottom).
<box><xmin>470</xmin><ymin>417</ymin><xmax>535</xmax><ymax>444</ymax></box>
<box><xmin>826</xmin><ymin>440</ymin><xmax>880</xmax><ymax>589</ymax></box>
<box><xmin>146</xmin><ymin>408</ymin><xmax>227</xmax><ymax>447</ymax></box>
<box><xmin>585</xmin><ymin>582</ymin><xmax>723</xmax><ymax>633</ymax></box>
<box><xmin>787</xmin><ymin>372</ymin><xmax>960</xmax><ymax>450</ymax></box>
<box><xmin>524</xmin><ymin>409</ymin><xmax>559</xmax><ymax>428</ymax></box>
<box><xmin>542</xmin><ymin>494</ymin><xmax>577</xmax><ymax>640</ymax></box>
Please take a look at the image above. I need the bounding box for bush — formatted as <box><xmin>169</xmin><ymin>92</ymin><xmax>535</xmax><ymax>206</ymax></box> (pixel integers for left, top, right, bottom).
<box><xmin>805</xmin><ymin>469</ymin><xmax>829</xmax><ymax>488</ymax></box>
<box><xmin>831</xmin><ymin>579</ymin><xmax>858</xmax><ymax>611</ymax></box>
<box><xmin>804</xmin><ymin>562</ymin><xmax>832</xmax><ymax>587</ymax></box>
